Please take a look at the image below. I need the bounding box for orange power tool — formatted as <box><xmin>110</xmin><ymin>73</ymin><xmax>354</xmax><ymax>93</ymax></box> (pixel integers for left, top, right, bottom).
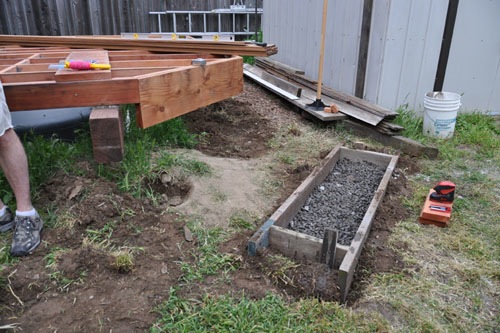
<box><xmin>430</xmin><ymin>181</ymin><xmax>455</xmax><ymax>203</ymax></box>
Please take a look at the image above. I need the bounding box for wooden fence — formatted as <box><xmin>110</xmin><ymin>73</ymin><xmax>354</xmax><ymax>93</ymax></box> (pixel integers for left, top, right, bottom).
<box><xmin>0</xmin><ymin>0</ymin><xmax>262</xmax><ymax>36</ymax></box>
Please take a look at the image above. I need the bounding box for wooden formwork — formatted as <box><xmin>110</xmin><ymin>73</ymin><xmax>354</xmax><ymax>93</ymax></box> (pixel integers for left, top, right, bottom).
<box><xmin>248</xmin><ymin>144</ymin><xmax>399</xmax><ymax>302</ymax></box>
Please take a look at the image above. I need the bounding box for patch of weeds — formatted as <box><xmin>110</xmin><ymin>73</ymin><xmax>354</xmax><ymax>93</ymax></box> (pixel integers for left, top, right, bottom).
<box><xmin>287</xmin><ymin>123</ymin><xmax>302</xmax><ymax>136</ymax></box>
<box><xmin>393</xmin><ymin>105</ymin><xmax>425</xmax><ymax>140</ymax></box>
<box><xmin>44</xmin><ymin>247</ymin><xmax>85</xmax><ymax>292</ymax></box>
<box><xmin>262</xmin><ymin>254</ymin><xmax>300</xmax><ymax>287</ymax></box>
<box><xmin>277</xmin><ymin>152</ymin><xmax>296</xmax><ymax>165</ymax></box>
<box><xmin>209</xmin><ymin>185</ymin><xmax>228</xmax><ymax>203</ymax></box>
<box><xmin>177</xmin><ymin>219</ymin><xmax>241</xmax><ymax>283</ymax></box>
<box><xmin>0</xmin><ymin>244</ymin><xmax>17</xmax><ymax>266</ymax></box>
<box><xmin>51</xmin><ymin>209</ymin><xmax>79</xmax><ymax>230</ymax></box>
<box><xmin>111</xmin><ymin>249</ymin><xmax>135</xmax><ymax>273</ymax></box>
<box><xmin>152</xmin><ymin>289</ymin><xmax>388</xmax><ymax>332</ymax></box>
<box><xmin>155</xmin><ymin>152</ymin><xmax>211</xmax><ymax>177</ymax></box>
<box><xmin>97</xmin><ymin>110</ymin><xmax>199</xmax><ymax>198</ymax></box>
<box><xmin>84</xmin><ymin>221</ymin><xmax>116</xmax><ymax>250</ymax></box>
<box><xmin>228</xmin><ymin>209</ymin><xmax>258</xmax><ymax>231</ymax></box>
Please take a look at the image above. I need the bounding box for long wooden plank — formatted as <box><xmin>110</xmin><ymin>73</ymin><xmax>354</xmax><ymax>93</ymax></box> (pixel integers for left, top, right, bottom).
<box><xmin>338</xmin><ymin>154</ymin><xmax>399</xmax><ymax>303</ymax></box>
<box><xmin>0</xmin><ymin>35</ymin><xmax>278</xmax><ymax>57</ymax></box>
<box><xmin>244</xmin><ymin>64</ymin><xmax>302</xmax><ymax>97</ymax></box>
<box><xmin>243</xmin><ymin>69</ymin><xmax>300</xmax><ymax>101</ymax></box>
<box><xmin>135</xmin><ymin>56</ymin><xmax>243</xmax><ymax>128</ymax></box>
<box><xmin>4</xmin><ymin>78</ymin><xmax>140</xmax><ymax>111</ymax></box>
<box><xmin>343</xmin><ymin>120</ymin><xmax>439</xmax><ymax>158</ymax></box>
<box><xmin>269</xmin><ymin>226</ymin><xmax>348</xmax><ymax>269</ymax></box>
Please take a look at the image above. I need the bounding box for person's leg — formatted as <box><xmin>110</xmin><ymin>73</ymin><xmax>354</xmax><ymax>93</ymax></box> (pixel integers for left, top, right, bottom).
<box><xmin>0</xmin><ymin>82</ymin><xmax>42</xmax><ymax>256</ymax></box>
<box><xmin>0</xmin><ymin>128</ymin><xmax>43</xmax><ymax>256</ymax></box>
<box><xmin>0</xmin><ymin>128</ymin><xmax>33</xmax><ymax>212</ymax></box>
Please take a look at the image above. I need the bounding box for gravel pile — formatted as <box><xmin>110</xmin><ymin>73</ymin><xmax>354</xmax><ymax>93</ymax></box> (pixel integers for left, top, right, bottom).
<box><xmin>288</xmin><ymin>158</ymin><xmax>385</xmax><ymax>246</ymax></box>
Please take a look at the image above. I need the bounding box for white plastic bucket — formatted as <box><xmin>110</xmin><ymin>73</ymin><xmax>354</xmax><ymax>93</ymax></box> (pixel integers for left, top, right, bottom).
<box><xmin>423</xmin><ymin>91</ymin><xmax>461</xmax><ymax>138</ymax></box>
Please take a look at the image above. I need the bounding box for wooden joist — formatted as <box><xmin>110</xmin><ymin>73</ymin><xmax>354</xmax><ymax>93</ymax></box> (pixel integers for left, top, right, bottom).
<box><xmin>0</xmin><ymin>35</ymin><xmax>278</xmax><ymax>57</ymax></box>
<box><xmin>1</xmin><ymin>47</ymin><xmax>243</xmax><ymax>129</ymax></box>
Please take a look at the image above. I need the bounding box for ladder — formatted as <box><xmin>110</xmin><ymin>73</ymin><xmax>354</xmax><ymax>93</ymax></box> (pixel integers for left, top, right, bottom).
<box><xmin>149</xmin><ymin>6</ymin><xmax>263</xmax><ymax>38</ymax></box>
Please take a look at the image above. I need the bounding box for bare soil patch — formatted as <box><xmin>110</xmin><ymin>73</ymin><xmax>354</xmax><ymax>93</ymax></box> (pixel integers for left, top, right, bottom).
<box><xmin>0</xmin><ymin>81</ymin><xmax>416</xmax><ymax>331</ymax></box>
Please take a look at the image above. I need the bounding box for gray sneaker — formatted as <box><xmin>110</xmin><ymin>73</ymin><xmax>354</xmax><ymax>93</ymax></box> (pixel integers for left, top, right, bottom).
<box><xmin>10</xmin><ymin>214</ymin><xmax>43</xmax><ymax>257</ymax></box>
<box><xmin>0</xmin><ymin>207</ymin><xmax>14</xmax><ymax>232</ymax></box>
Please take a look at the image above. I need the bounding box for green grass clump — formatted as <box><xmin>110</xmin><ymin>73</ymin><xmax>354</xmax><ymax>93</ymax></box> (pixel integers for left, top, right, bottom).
<box><xmin>370</xmin><ymin>108</ymin><xmax>500</xmax><ymax>332</ymax></box>
<box><xmin>152</xmin><ymin>290</ymin><xmax>388</xmax><ymax>333</ymax></box>
<box><xmin>177</xmin><ymin>219</ymin><xmax>240</xmax><ymax>283</ymax></box>
<box><xmin>98</xmin><ymin>107</ymin><xmax>200</xmax><ymax>197</ymax></box>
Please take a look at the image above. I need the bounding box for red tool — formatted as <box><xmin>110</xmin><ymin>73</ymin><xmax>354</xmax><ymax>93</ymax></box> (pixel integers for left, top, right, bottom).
<box><xmin>430</xmin><ymin>181</ymin><xmax>455</xmax><ymax>203</ymax></box>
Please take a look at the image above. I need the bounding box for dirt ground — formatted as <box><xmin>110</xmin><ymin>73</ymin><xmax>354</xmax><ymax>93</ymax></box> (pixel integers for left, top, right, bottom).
<box><xmin>0</xmin><ymin>81</ymin><xmax>416</xmax><ymax>331</ymax></box>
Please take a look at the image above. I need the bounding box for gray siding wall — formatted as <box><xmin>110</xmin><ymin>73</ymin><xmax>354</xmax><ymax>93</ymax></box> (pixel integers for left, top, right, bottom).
<box><xmin>263</xmin><ymin>0</ymin><xmax>364</xmax><ymax>96</ymax></box>
<box><xmin>263</xmin><ymin>0</ymin><xmax>500</xmax><ymax>114</ymax></box>
<box><xmin>442</xmin><ymin>0</ymin><xmax>500</xmax><ymax>113</ymax></box>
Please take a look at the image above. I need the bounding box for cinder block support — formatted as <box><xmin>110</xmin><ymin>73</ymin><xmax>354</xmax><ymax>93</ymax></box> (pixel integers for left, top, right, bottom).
<box><xmin>89</xmin><ymin>106</ymin><xmax>124</xmax><ymax>163</ymax></box>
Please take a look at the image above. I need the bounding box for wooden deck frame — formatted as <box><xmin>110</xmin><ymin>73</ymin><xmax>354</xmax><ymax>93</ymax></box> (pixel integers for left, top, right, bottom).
<box><xmin>1</xmin><ymin>47</ymin><xmax>243</xmax><ymax>129</ymax></box>
<box><xmin>248</xmin><ymin>144</ymin><xmax>399</xmax><ymax>302</ymax></box>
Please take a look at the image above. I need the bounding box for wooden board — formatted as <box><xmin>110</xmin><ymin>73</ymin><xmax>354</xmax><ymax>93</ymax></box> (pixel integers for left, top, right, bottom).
<box><xmin>243</xmin><ymin>64</ymin><xmax>346</xmax><ymax>122</ymax></box>
<box><xmin>248</xmin><ymin>145</ymin><xmax>398</xmax><ymax>302</ymax></box>
<box><xmin>244</xmin><ymin>63</ymin><xmax>301</xmax><ymax>98</ymax></box>
<box><xmin>338</xmin><ymin>153</ymin><xmax>399</xmax><ymax>302</ymax></box>
<box><xmin>136</xmin><ymin>56</ymin><xmax>243</xmax><ymax>128</ymax></box>
<box><xmin>55</xmin><ymin>50</ymin><xmax>111</xmax><ymax>82</ymax></box>
<box><xmin>343</xmin><ymin>120</ymin><xmax>439</xmax><ymax>159</ymax></box>
<box><xmin>89</xmin><ymin>106</ymin><xmax>124</xmax><ymax>163</ymax></box>
<box><xmin>268</xmin><ymin>225</ymin><xmax>348</xmax><ymax>269</ymax></box>
<box><xmin>0</xmin><ymin>35</ymin><xmax>278</xmax><ymax>57</ymax></box>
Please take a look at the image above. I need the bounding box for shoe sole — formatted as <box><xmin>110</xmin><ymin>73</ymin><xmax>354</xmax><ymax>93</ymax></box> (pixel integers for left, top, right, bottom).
<box><xmin>0</xmin><ymin>221</ymin><xmax>14</xmax><ymax>233</ymax></box>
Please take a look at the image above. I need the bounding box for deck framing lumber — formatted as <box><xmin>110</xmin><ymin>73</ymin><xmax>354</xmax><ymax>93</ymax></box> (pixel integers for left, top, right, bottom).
<box><xmin>1</xmin><ymin>47</ymin><xmax>243</xmax><ymax>129</ymax></box>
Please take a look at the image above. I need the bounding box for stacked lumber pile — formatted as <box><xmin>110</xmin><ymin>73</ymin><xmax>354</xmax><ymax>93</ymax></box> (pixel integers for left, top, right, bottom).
<box><xmin>255</xmin><ymin>58</ymin><xmax>404</xmax><ymax>135</ymax></box>
<box><xmin>0</xmin><ymin>35</ymin><xmax>278</xmax><ymax>57</ymax></box>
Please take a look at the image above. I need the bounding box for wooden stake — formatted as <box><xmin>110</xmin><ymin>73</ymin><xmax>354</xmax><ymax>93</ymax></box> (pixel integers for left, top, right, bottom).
<box><xmin>316</xmin><ymin>0</ymin><xmax>329</xmax><ymax>100</ymax></box>
<box><xmin>320</xmin><ymin>228</ymin><xmax>337</xmax><ymax>268</ymax></box>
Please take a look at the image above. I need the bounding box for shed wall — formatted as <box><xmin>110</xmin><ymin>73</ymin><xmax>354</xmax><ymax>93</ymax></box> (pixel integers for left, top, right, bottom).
<box><xmin>442</xmin><ymin>0</ymin><xmax>500</xmax><ymax>113</ymax></box>
<box><xmin>263</xmin><ymin>0</ymin><xmax>500</xmax><ymax>114</ymax></box>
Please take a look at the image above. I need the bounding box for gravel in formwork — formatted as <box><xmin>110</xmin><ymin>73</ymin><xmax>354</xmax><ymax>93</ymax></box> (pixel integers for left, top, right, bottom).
<box><xmin>288</xmin><ymin>158</ymin><xmax>385</xmax><ymax>246</ymax></box>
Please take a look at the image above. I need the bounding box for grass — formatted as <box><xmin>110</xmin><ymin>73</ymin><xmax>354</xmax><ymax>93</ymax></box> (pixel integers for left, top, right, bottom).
<box><xmin>155</xmin><ymin>110</ymin><xmax>499</xmax><ymax>332</ymax></box>
<box><xmin>0</xmin><ymin>103</ymin><xmax>498</xmax><ymax>332</ymax></box>
<box><xmin>176</xmin><ymin>217</ymin><xmax>241</xmax><ymax>283</ymax></box>
<box><xmin>152</xmin><ymin>289</ymin><xmax>388</xmax><ymax>332</ymax></box>
<box><xmin>0</xmin><ymin>109</ymin><xmax>199</xmax><ymax>266</ymax></box>
<box><xmin>357</xmin><ymin>110</ymin><xmax>500</xmax><ymax>332</ymax></box>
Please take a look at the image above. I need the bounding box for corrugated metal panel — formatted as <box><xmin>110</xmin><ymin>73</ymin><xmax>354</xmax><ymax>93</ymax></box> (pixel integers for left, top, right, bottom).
<box><xmin>443</xmin><ymin>0</ymin><xmax>500</xmax><ymax>114</ymax></box>
<box><xmin>364</xmin><ymin>0</ymin><xmax>448</xmax><ymax>112</ymax></box>
<box><xmin>263</xmin><ymin>0</ymin><xmax>363</xmax><ymax>95</ymax></box>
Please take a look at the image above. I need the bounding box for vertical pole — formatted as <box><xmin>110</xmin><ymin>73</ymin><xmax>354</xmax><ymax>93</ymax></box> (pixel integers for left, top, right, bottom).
<box><xmin>255</xmin><ymin>0</ymin><xmax>258</xmax><ymax>41</ymax></box>
<box><xmin>434</xmin><ymin>0</ymin><xmax>459</xmax><ymax>91</ymax></box>
<box><xmin>316</xmin><ymin>0</ymin><xmax>328</xmax><ymax>100</ymax></box>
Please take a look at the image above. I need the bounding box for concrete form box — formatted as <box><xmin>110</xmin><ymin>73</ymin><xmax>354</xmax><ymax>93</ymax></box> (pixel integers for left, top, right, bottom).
<box><xmin>248</xmin><ymin>144</ymin><xmax>398</xmax><ymax>302</ymax></box>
